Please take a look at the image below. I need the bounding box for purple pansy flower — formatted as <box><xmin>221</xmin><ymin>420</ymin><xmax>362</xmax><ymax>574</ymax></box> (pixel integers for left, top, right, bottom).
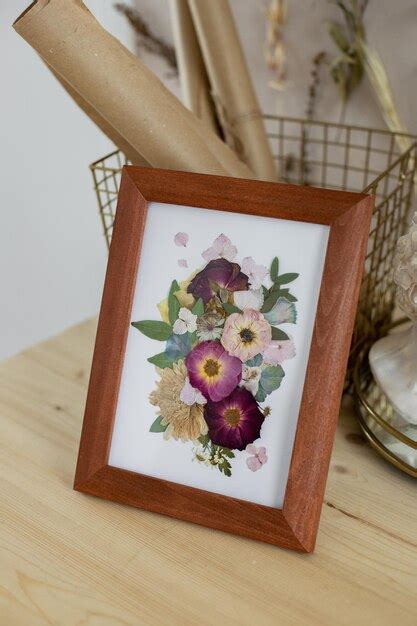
<box><xmin>204</xmin><ymin>387</ymin><xmax>265</xmax><ymax>450</ymax></box>
<box><xmin>187</xmin><ymin>258</ymin><xmax>249</xmax><ymax>304</ymax></box>
<box><xmin>185</xmin><ymin>341</ymin><xmax>242</xmax><ymax>402</ymax></box>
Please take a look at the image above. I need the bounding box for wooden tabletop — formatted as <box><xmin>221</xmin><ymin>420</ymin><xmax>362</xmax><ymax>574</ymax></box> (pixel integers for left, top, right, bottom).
<box><xmin>1</xmin><ymin>318</ymin><xmax>416</xmax><ymax>626</ymax></box>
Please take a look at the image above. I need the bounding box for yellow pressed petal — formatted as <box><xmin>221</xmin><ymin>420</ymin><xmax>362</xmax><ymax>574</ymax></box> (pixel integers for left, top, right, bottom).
<box><xmin>157</xmin><ymin>298</ymin><xmax>170</xmax><ymax>323</ymax></box>
<box><xmin>174</xmin><ymin>289</ymin><xmax>194</xmax><ymax>309</ymax></box>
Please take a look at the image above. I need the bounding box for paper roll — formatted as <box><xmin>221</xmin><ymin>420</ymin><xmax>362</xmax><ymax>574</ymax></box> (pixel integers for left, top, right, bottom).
<box><xmin>14</xmin><ymin>0</ymin><xmax>252</xmax><ymax>179</ymax></box>
<box><xmin>48</xmin><ymin>64</ymin><xmax>150</xmax><ymax>166</ymax></box>
<box><xmin>169</xmin><ymin>0</ymin><xmax>218</xmax><ymax>134</ymax></box>
<box><xmin>189</xmin><ymin>0</ymin><xmax>277</xmax><ymax>181</ymax></box>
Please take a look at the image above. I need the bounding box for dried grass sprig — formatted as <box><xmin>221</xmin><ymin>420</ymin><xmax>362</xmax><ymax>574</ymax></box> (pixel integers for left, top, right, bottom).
<box><xmin>114</xmin><ymin>3</ymin><xmax>178</xmax><ymax>76</ymax></box>
<box><xmin>264</xmin><ymin>0</ymin><xmax>287</xmax><ymax>91</ymax></box>
<box><xmin>328</xmin><ymin>1</ymin><xmax>411</xmax><ymax>151</ymax></box>
<box><xmin>326</xmin><ymin>0</ymin><xmax>367</xmax><ymax>120</ymax></box>
<box><xmin>357</xmin><ymin>39</ymin><xmax>411</xmax><ymax>152</ymax></box>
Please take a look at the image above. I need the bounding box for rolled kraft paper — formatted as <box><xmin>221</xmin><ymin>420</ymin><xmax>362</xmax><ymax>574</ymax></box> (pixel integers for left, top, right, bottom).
<box><xmin>189</xmin><ymin>0</ymin><xmax>277</xmax><ymax>182</ymax></box>
<box><xmin>169</xmin><ymin>0</ymin><xmax>219</xmax><ymax>135</ymax></box>
<box><xmin>48</xmin><ymin>64</ymin><xmax>150</xmax><ymax>166</ymax></box>
<box><xmin>13</xmin><ymin>0</ymin><xmax>252</xmax><ymax>179</ymax></box>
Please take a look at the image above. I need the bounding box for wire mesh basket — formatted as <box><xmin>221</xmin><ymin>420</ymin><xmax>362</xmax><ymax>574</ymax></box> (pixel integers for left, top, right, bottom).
<box><xmin>90</xmin><ymin>115</ymin><xmax>417</xmax><ymax>386</ymax></box>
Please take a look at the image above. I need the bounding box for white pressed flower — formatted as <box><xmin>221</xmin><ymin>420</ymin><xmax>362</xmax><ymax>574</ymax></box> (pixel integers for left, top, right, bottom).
<box><xmin>239</xmin><ymin>365</ymin><xmax>262</xmax><ymax>395</ymax></box>
<box><xmin>173</xmin><ymin>307</ymin><xmax>197</xmax><ymax>334</ymax></box>
<box><xmin>233</xmin><ymin>288</ymin><xmax>264</xmax><ymax>311</ymax></box>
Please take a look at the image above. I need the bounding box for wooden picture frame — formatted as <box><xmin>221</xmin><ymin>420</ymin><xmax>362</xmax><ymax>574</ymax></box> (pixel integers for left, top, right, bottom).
<box><xmin>74</xmin><ymin>166</ymin><xmax>373</xmax><ymax>552</ymax></box>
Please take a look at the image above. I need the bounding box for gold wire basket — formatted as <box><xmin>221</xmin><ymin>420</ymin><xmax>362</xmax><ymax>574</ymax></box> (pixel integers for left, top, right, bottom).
<box><xmin>90</xmin><ymin>115</ymin><xmax>417</xmax><ymax>387</ymax></box>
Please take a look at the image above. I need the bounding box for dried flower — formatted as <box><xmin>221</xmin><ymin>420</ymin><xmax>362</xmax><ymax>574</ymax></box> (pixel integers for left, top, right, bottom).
<box><xmin>185</xmin><ymin>341</ymin><xmax>242</xmax><ymax>402</ymax></box>
<box><xmin>196</xmin><ymin>312</ymin><xmax>225</xmax><ymax>341</ymax></box>
<box><xmin>264</xmin><ymin>0</ymin><xmax>288</xmax><ymax>91</ymax></box>
<box><xmin>221</xmin><ymin>310</ymin><xmax>272</xmax><ymax>362</ymax></box>
<box><xmin>204</xmin><ymin>388</ymin><xmax>265</xmax><ymax>451</ymax></box>
<box><xmin>149</xmin><ymin>361</ymin><xmax>208</xmax><ymax>441</ymax></box>
<box><xmin>263</xmin><ymin>336</ymin><xmax>296</xmax><ymax>366</ymax></box>
<box><xmin>173</xmin><ymin>307</ymin><xmax>197</xmax><ymax>335</ymax></box>
<box><xmin>202</xmin><ymin>234</ymin><xmax>237</xmax><ymax>263</ymax></box>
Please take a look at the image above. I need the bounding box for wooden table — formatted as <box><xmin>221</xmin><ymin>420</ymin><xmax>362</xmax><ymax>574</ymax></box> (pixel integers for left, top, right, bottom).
<box><xmin>1</xmin><ymin>318</ymin><xmax>416</xmax><ymax>626</ymax></box>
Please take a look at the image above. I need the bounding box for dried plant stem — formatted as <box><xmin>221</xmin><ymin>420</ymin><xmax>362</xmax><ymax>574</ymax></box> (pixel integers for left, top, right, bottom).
<box><xmin>358</xmin><ymin>38</ymin><xmax>412</xmax><ymax>153</ymax></box>
<box><xmin>264</xmin><ymin>0</ymin><xmax>287</xmax><ymax>91</ymax></box>
<box><xmin>114</xmin><ymin>3</ymin><xmax>178</xmax><ymax>75</ymax></box>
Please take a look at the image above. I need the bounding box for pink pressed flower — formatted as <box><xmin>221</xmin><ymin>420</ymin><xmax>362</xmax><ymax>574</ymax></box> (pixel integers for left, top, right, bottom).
<box><xmin>202</xmin><ymin>234</ymin><xmax>237</xmax><ymax>263</ymax></box>
<box><xmin>174</xmin><ymin>232</ymin><xmax>189</xmax><ymax>247</ymax></box>
<box><xmin>241</xmin><ymin>257</ymin><xmax>268</xmax><ymax>290</ymax></box>
<box><xmin>246</xmin><ymin>444</ymin><xmax>268</xmax><ymax>472</ymax></box>
<box><xmin>178</xmin><ymin>259</ymin><xmax>188</xmax><ymax>268</ymax></box>
<box><xmin>221</xmin><ymin>309</ymin><xmax>272</xmax><ymax>362</ymax></box>
<box><xmin>263</xmin><ymin>336</ymin><xmax>296</xmax><ymax>366</ymax></box>
<box><xmin>185</xmin><ymin>341</ymin><xmax>242</xmax><ymax>402</ymax></box>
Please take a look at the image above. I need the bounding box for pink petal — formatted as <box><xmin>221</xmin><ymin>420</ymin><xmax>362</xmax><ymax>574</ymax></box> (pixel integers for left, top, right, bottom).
<box><xmin>257</xmin><ymin>447</ymin><xmax>268</xmax><ymax>464</ymax></box>
<box><xmin>213</xmin><ymin>234</ymin><xmax>230</xmax><ymax>252</ymax></box>
<box><xmin>263</xmin><ymin>337</ymin><xmax>296</xmax><ymax>365</ymax></box>
<box><xmin>178</xmin><ymin>259</ymin><xmax>188</xmax><ymax>268</ymax></box>
<box><xmin>202</xmin><ymin>246</ymin><xmax>217</xmax><ymax>262</ymax></box>
<box><xmin>246</xmin><ymin>443</ymin><xmax>257</xmax><ymax>455</ymax></box>
<box><xmin>246</xmin><ymin>456</ymin><xmax>262</xmax><ymax>472</ymax></box>
<box><xmin>174</xmin><ymin>232</ymin><xmax>188</xmax><ymax>247</ymax></box>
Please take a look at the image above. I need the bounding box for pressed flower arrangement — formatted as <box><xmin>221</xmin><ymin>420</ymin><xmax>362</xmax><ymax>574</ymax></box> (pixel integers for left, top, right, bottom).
<box><xmin>132</xmin><ymin>233</ymin><xmax>299</xmax><ymax>477</ymax></box>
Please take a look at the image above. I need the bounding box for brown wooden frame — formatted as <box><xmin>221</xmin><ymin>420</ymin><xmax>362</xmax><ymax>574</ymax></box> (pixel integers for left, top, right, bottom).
<box><xmin>74</xmin><ymin>166</ymin><xmax>373</xmax><ymax>552</ymax></box>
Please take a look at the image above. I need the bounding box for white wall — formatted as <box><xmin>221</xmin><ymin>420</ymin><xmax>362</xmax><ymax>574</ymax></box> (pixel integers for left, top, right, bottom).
<box><xmin>1</xmin><ymin>0</ymin><xmax>416</xmax><ymax>360</ymax></box>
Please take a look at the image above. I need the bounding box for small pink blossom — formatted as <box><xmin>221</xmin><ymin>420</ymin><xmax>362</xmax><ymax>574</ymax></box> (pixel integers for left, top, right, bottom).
<box><xmin>174</xmin><ymin>232</ymin><xmax>188</xmax><ymax>247</ymax></box>
<box><xmin>202</xmin><ymin>234</ymin><xmax>237</xmax><ymax>263</ymax></box>
<box><xmin>241</xmin><ymin>257</ymin><xmax>268</xmax><ymax>290</ymax></box>
<box><xmin>178</xmin><ymin>259</ymin><xmax>188</xmax><ymax>268</ymax></box>
<box><xmin>263</xmin><ymin>336</ymin><xmax>296</xmax><ymax>365</ymax></box>
<box><xmin>221</xmin><ymin>309</ymin><xmax>271</xmax><ymax>362</ymax></box>
<box><xmin>180</xmin><ymin>377</ymin><xmax>207</xmax><ymax>406</ymax></box>
<box><xmin>246</xmin><ymin>444</ymin><xmax>268</xmax><ymax>472</ymax></box>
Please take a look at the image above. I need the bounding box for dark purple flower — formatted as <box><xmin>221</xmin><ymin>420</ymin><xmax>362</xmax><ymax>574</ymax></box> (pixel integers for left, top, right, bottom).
<box><xmin>187</xmin><ymin>258</ymin><xmax>249</xmax><ymax>304</ymax></box>
<box><xmin>185</xmin><ymin>341</ymin><xmax>242</xmax><ymax>402</ymax></box>
<box><xmin>204</xmin><ymin>387</ymin><xmax>265</xmax><ymax>451</ymax></box>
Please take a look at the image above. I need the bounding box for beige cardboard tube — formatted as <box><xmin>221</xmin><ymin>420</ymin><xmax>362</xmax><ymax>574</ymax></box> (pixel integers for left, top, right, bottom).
<box><xmin>48</xmin><ymin>64</ymin><xmax>150</xmax><ymax>166</ymax></box>
<box><xmin>14</xmin><ymin>0</ymin><xmax>252</xmax><ymax>179</ymax></box>
<box><xmin>169</xmin><ymin>0</ymin><xmax>218</xmax><ymax>134</ymax></box>
<box><xmin>189</xmin><ymin>0</ymin><xmax>277</xmax><ymax>181</ymax></box>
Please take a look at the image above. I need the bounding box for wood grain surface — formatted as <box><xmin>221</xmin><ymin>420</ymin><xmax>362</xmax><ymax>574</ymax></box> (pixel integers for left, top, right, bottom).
<box><xmin>1</xmin><ymin>318</ymin><xmax>416</xmax><ymax>625</ymax></box>
<box><xmin>75</xmin><ymin>166</ymin><xmax>373</xmax><ymax>551</ymax></box>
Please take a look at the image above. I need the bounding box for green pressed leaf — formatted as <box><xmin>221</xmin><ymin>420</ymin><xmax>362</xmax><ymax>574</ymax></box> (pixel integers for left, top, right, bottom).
<box><xmin>221</xmin><ymin>448</ymin><xmax>235</xmax><ymax>459</ymax></box>
<box><xmin>261</xmin><ymin>289</ymin><xmax>281</xmax><ymax>313</ymax></box>
<box><xmin>198</xmin><ymin>434</ymin><xmax>210</xmax><ymax>446</ymax></box>
<box><xmin>280</xmin><ymin>291</ymin><xmax>298</xmax><ymax>303</ymax></box>
<box><xmin>149</xmin><ymin>416</ymin><xmax>167</xmax><ymax>433</ymax></box>
<box><xmin>131</xmin><ymin>320</ymin><xmax>172</xmax><ymax>341</ymax></box>
<box><xmin>192</xmin><ymin>298</ymin><xmax>204</xmax><ymax>317</ymax></box>
<box><xmin>165</xmin><ymin>332</ymin><xmax>192</xmax><ymax>360</ymax></box>
<box><xmin>276</xmin><ymin>273</ymin><xmax>299</xmax><ymax>285</ymax></box>
<box><xmin>246</xmin><ymin>354</ymin><xmax>263</xmax><ymax>367</ymax></box>
<box><xmin>271</xmin><ymin>327</ymin><xmax>290</xmax><ymax>341</ymax></box>
<box><xmin>168</xmin><ymin>280</ymin><xmax>180</xmax><ymax>325</ymax></box>
<box><xmin>261</xmin><ymin>365</ymin><xmax>285</xmax><ymax>394</ymax></box>
<box><xmin>222</xmin><ymin>302</ymin><xmax>241</xmax><ymax>315</ymax></box>
<box><xmin>147</xmin><ymin>352</ymin><xmax>174</xmax><ymax>368</ymax></box>
<box><xmin>270</xmin><ymin>257</ymin><xmax>279</xmax><ymax>282</ymax></box>
<box><xmin>255</xmin><ymin>365</ymin><xmax>285</xmax><ymax>401</ymax></box>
